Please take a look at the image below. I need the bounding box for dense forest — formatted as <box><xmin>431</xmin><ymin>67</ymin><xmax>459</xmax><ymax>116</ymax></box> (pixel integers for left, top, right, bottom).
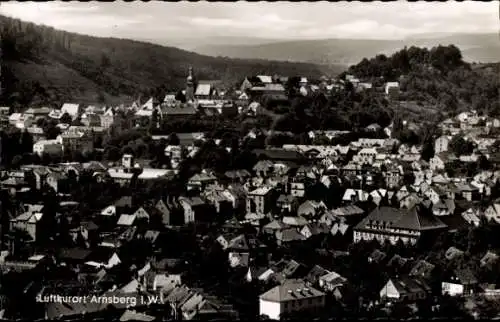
<box><xmin>0</xmin><ymin>15</ymin><xmax>334</xmax><ymax>109</ymax></box>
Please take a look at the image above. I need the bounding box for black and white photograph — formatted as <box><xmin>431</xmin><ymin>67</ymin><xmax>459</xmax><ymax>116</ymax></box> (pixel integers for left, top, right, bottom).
<box><xmin>0</xmin><ymin>0</ymin><xmax>498</xmax><ymax>320</ymax></box>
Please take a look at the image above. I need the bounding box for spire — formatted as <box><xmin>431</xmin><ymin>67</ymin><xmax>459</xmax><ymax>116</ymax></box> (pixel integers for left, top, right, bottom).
<box><xmin>187</xmin><ymin>66</ymin><xmax>194</xmax><ymax>84</ymax></box>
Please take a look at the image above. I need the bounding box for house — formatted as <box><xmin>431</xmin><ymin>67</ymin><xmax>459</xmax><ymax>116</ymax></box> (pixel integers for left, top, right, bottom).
<box><xmin>117</xmin><ymin>214</ymin><xmax>137</xmax><ymax>226</ymax></box>
<box><xmin>56</xmin><ymin>131</ymin><xmax>94</xmax><ymax>152</ymax></box>
<box><xmin>253</xmin><ymin>160</ymin><xmax>274</xmax><ymax>177</ymax></box>
<box><xmin>33</xmin><ymin>140</ymin><xmax>63</xmax><ymax>157</ymax></box>
<box><xmin>259</xmin><ymin>279</ymin><xmax>326</xmax><ymax>320</ymax></box>
<box><xmin>120</xmin><ymin>310</ymin><xmax>155</xmax><ymax>322</ymax></box>
<box><xmin>252</xmin><ymin>149</ymin><xmax>305</xmax><ymax>164</ymax></box>
<box><xmin>480</xmin><ymin>251</ymin><xmax>499</xmax><ymax>269</ymax></box>
<box><xmin>46</xmin><ymin>171</ymin><xmax>68</xmax><ymax>193</ymax></box>
<box><xmin>353</xmin><ymin>206</ymin><xmax>447</xmax><ymax>245</ymax></box>
<box><xmin>187</xmin><ymin>172</ymin><xmax>217</xmax><ymax>191</ymax></box>
<box><xmin>353</xmin><ymin>147</ymin><xmax>378</xmax><ymax>164</ymax></box>
<box><xmin>9</xmin><ymin>113</ymin><xmax>33</xmax><ymax>129</ymax></box>
<box><xmin>435</xmin><ymin>136</ymin><xmax>451</xmax><ymax>154</ymax></box>
<box><xmin>57</xmin><ymin>248</ymin><xmax>93</xmax><ymax>267</ymax></box>
<box><xmin>318</xmin><ymin>271</ymin><xmax>347</xmax><ymax>296</ymax></box>
<box><xmin>26</xmin><ymin>126</ymin><xmax>46</xmax><ymax>141</ymax></box>
<box><xmin>461</xmin><ymin>208</ymin><xmax>482</xmax><ymax>227</ymax></box>
<box><xmin>432</xmin><ymin>199</ymin><xmax>455</xmax><ymax>216</ymax></box>
<box><xmin>442</xmin><ymin>268</ymin><xmax>478</xmax><ymax>296</ymax></box>
<box><xmin>455</xmin><ymin>183</ymin><xmax>480</xmax><ymax>201</ymax></box>
<box><xmin>380</xmin><ymin>276</ymin><xmax>431</xmax><ymax>302</ymax></box>
<box><xmin>275</xmin><ymin>228</ymin><xmax>307</xmax><ymax>246</ymax></box>
<box><xmin>290</xmin><ymin>182</ymin><xmax>305</xmax><ymax>198</ymax></box>
<box><xmin>160</xmin><ymin>103</ymin><xmax>197</xmax><ymax>120</ymax></box>
<box><xmin>276</xmin><ymin>195</ymin><xmax>296</xmax><ymax>212</ymax></box>
<box><xmin>246</xmin><ymin>186</ymin><xmax>274</xmax><ymax>215</ymax></box>
<box><xmin>300</xmin><ymin>223</ymin><xmax>329</xmax><ymax>239</ymax></box>
<box><xmin>282</xmin><ymin>216</ymin><xmax>308</xmax><ymax>229</ymax></box>
<box><xmin>330</xmin><ymin>221</ymin><xmax>350</xmax><ymax>237</ymax></box>
<box><xmin>342</xmin><ymin>189</ymin><xmax>369</xmax><ymax>204</ymax></box>
<box><xmin>297</xmin><ymin>200</ymin><xmax>326</xmax><ymax>218</ymax></box>
<box><xmin>330</xmin><ymin>205</ymin><xmax>365</xmax><ymax>224</ymax></box>
<box><xmin>61</xmin><ymin>103</ymin><xmax>82</xmax><ymax>120</ymax></box>
<box><xmin>383</xmin><ymin>164</ymin><xmax>402</xmax><ymax>188</ymax></box>
<box><xmin>85</xmin><ymin>247</ymin><xmax>121</xmax><ymax>269</ymax></box>
<box><xmin>430</xmin><ymin>153</ymin><xmax>456</xmax><ymax>171</ymax></box>
<box><xmin>178</xmin><ymin>197</ymin><xmax>206</xmax><ymax>224</ymax></box>
<box><xmin>100</xmin><ymin>108</ymin><xmax>115</xmax><ymax>128</ymax></box>
<box><xmin>409</xmin><ymin>260</ymin><xmax>435</xmax><ymax>280</ymax></box>
<box><xmin>484</xmin><ymin>203</ymin><xmax>500</xmax><ymax>224</ymax></box>
<box><xmin>445</xmin><ymin>246</ymin><xmax>464</xmax><ymax>261</ymax></box>
<box><xmin>81</xmin><ymin>113</ymin><xmax>101</xmax><ymax>127</ymax></box>
<box><xmin>9</xmin><ymin>204</ymin><xmax>45</xmax><ymax>241</ymax></box>
<box><xmin>385</xmin><ymin>82</ymin><xmax>400</xmax><ymax>99</ymax></box>
<box><xmin>304</xmin><ymin>265</ymin><xmax>330</xmax><ymax>286</ymax></box>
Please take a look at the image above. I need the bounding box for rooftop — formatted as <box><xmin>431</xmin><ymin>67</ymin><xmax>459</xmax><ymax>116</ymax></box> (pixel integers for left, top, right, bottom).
<box><xmin>259</xmin><ymin>279</ymin><xmax>324</xmax><ymax>302</ymax></box>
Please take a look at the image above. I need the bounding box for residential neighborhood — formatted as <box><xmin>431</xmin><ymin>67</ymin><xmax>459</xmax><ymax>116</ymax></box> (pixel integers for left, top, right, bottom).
<box><xmin>0</xmin><ymin>0</ymin><xmax>498</xmax><ymax>320</ymax></box>
<box><xmin>0</xmin><ymin>61</ymin><xmax>499</xmax><ymax>321</ymax></box>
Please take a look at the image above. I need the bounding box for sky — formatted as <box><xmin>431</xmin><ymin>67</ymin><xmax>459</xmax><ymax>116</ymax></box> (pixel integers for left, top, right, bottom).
<box><xmin>0</xmin><ymin>1</ymin><xmax>498</xmax><ymax>41</ymax></box>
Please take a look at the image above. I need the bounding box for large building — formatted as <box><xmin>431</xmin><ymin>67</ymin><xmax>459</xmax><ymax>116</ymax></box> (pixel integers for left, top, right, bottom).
<box><xmin>353</xmin><ymin>206</ymin><xmax>447</xmax><ymax>245</ymax></box>
<box><xmin>259</xmin><ymin>279</ymin><xmax>326</xmax><ymax>320</ymax></box>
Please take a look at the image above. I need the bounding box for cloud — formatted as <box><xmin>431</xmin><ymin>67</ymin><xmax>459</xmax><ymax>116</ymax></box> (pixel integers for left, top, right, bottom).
<box><xmin>183</xmin><ymin>13</ymin><xmax>309</xmax><ymax>32</ymax></box>
<box><xmin>0</xmin><ymin>2</ymin><xmax>149</xmax><ymax>35</ymax></box>
<box><xmin>0</xmin><ymin>1</ymin><xmax>497</xmax><ymax>40</ymax></box>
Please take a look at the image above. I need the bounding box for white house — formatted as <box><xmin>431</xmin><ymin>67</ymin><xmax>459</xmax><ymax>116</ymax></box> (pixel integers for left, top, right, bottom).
<box><xmin>434</xmin><ymin>136</ymin><xmax>451</xmax><ymax>154</ymax></box>
<box><xmin>385</xmin><ymin>82</ymin><xmax>400</xmax><ymax>97</ymax></box>
<box><xmin>380</xmin><ymin>277</ymin><xmax>430</xmax><ymax>302</ymax></box>
<box><xmin>484</xmin><ymin>204</ymin><xmax>500</xmax><ymax>224</ymax></box>
<box><xmin>259</xmin><ymin>279</ymin><xmax>326</xmax><ymax>320</ymax></box>
<box><xmin>61</xmin><ymin>103</ymin><xmax>82</xmax><ymax>120</ymax></box>
<box><xmin>441</xmin><ymin>269</ymin><xmax>478</xmax><ymax>297</ymax></box>
<box><xmin>33</xmin><ymin>140</ymin><xmax>63</xmax><ymax>156</ymax></box>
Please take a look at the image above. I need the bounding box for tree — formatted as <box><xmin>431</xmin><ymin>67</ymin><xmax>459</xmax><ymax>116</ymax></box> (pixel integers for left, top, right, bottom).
<box><xmin>402</xmin><ymin>172</ymin><xmax>416</xmax><ymax>186</ymax></box>
<box><xmin>478</xmin><ymin>154</ymin><xmax>491</xmax><ymax>170</ymax></box>
<box><xmin>20</xmin><ymin>130</ymin><xmax>33</xmax><ymax>154</ymax></box>
<box><xmin>167</xmin><ymin>133</ymin><xmax>180</xmax><ymax>146</ymax></box>
<box><xmin>449</xmin><ymin>135</ymin><xmax>474</xmax><ymax>156</ymax></box>
<box><xmin>175</xmin><ymin>90</ymin><xmax>186</xmax><ymax>103</ymax></box>
<box><xmin>60</xmin><ymin>113</ymin><xmax>72</xmax><ymax>125</ymax></box>
<box><xmin>100</xmin><ymin>53</ymin><xmax>111</xmax><ymax>68</ymax></box>
<box><xmin>11</xmin><ymin>155</ymin><xmax>22</xmax><ymax>169</ymax></box>
<box><xmin>421</xmin><ymin>140</ymin><xmax>435</xmax><ymax>161</ymax></box>
<box><xmin>285</xmin><ymin>76</ymin><xmax>301</xmax><ymax>99</ymax></box>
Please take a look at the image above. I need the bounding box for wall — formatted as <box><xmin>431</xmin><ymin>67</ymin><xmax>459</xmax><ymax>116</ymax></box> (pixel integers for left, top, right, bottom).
<box><xmin>442</xmin><ymin>282</ymin><xmax>464</xmax><ymax>296</ymax></box>
<box><xmin>380</xmin><ymin>280</ymin><xmax>401</xmax><ymax>300</ymax></box>
<box><xmin>259</xmin><ymin>299</ymin><xmax>282</xmax><ymax>320</ymax></box>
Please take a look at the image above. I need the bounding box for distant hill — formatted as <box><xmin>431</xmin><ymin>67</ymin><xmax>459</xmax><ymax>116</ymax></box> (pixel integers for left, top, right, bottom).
<box><xmin>0</xmin><ymin>15</ymin><xmax>342</xmax><ymax>108</ymax></box>
<box><xmin>194</xmin><ymin>33</ymin><xmax>500</xmax><ymax>66</ymax></box>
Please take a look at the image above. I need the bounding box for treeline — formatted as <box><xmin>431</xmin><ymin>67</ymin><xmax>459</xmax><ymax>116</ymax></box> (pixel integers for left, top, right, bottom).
<box><xmin>0</xmin><ymin>14</ymin><xmax>327</xmax><ymax>108</ymax></box>
<box><xmin>344</xmin><ymin>45</ymin><xmax>500</xmax><ymax>115</ymax></box>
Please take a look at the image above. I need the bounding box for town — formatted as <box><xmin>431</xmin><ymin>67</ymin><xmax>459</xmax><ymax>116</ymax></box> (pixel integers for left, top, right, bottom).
<box><xmin>0</xmin><ymin>49</ymin><xmax>499</xmax><ymax>321</ymax></box>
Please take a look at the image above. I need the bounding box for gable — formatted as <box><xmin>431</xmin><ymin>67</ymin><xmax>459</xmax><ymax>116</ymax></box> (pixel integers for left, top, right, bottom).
<box><xmin>134</xmin><ymin>207</ymin><xmax>150</xmax><ymax>219</ymax></box>
<box><xmin>381</xmin><ymin>280</ymin><xmax>401</xmax><ymax>298</ymax></box>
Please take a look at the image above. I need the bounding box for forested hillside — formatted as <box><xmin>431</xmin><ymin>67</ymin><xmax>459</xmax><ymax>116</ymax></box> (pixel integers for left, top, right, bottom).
<box><xmin>257</xmin><ymin>45</ymin><xmax>499</xmax><ymax>148</ymax></box>
<box><xmin>194</xmin><ymin>33</ymin><xmax>500</xmax><ymax>66</ymax></box>
<box><xmin>345</xmin><ymin>45</ymin><xmax>500</xmax><ymax>115</ymax></box>
<box><xmin>0</xmin><ymin>15</ymin><xmax>334</xmax><ymax>108</ymax></box>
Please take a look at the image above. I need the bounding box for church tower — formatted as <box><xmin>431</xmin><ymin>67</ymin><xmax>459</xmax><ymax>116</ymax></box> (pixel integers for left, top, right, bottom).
<box><xmin>185</xmin><ymin>66</ymin><xmax>196</xmax><ymax>102</ymax></box>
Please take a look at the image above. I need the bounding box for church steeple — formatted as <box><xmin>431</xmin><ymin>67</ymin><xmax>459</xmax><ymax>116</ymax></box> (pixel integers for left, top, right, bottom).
<box><xmin>187</xmin><ymin>66</ymin><xmax>194</xmax><ymax>85</ymax></box>
<box><xmin>185</xmin><ymin>66</ymin><xmax>196</xmax><ymax>102</ymax></box>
